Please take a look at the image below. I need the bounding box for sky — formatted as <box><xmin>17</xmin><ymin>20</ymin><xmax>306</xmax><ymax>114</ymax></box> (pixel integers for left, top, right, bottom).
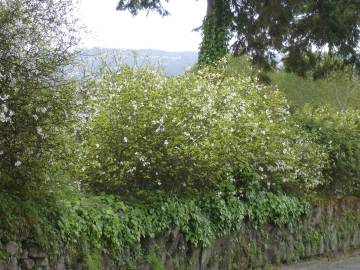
<box><xmin>78</xmin><ymin>0</ymin><xmax>207</xmax><ymax>52</ymax></box>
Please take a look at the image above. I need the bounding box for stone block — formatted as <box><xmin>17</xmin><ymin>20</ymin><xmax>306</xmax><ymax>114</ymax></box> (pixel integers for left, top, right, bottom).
<box><xmin>200</xmin><ymin>248</ymin><xmax>212</xmax><ymax>269</ymax></box>
<box><xmin>189</xmin><ymin>248</ymin><xmax>201</xmax><ymax>270</ymax></box>
<box><xmin>318</xmin><ymin>237</ymin><xmax>325</xmax><ymax>254</ymax></box>
<box><xmin>0</xmin><ymin>260</ymin><xmax>5</xmax><ymax>270</ymax></box>
<box><xmin>312</xmin><ymin>206</ymin><xmax>322</xmax><ymax>224</ymax></box>
<box><xmin>21</xmin><ymin>258</ymin><xmax>35</xmax><ymax>269</ymax></box>
<box><xmin>330</xmin><ymin>233</ymin><xmax>338</xmax><ymax>251</ymax></box>
<box><xmin>74</xmin><ymin>262</ymin><xmax>83</xmax><ymax>270</ymax></box>
<box><xmin>36</xmin><ymin>258</ymin><xmax>49</xmax><ymax>266</ymax></box>
<box><xmin>166</xmin><ymin>228</ymin><xmax>183</xmax><ymax>255</ymax></box>
<box><xmin>65</xmin><ymin>255</ymin><xmax>74</xmax><ymax>270</ymax></box>
<box><xmin>55</xmin><ymin>257</ymin><xmax>66</xmax><ymax>270</ymax></box>
<box><xmin>29</xmin><ymin>247</ymin><xmax>47</xmax><ymax>258</ymax></box>
<box><xmin>21</xmin><ymin>249</ymin><xmax>29</xmax><ymax>259</ymax></box>
<box><xmin>279</xmin><ymin>241</ymin><xmax>287</xmax><ymax>262</ymax></box>
<box><xmin>266</xmin><ymin>246</ymin><xmax>281</xmax><ymax>265</ymax></box>
<box><xmin>102</xmin><ymin>254</ymin><xmax>114</xmax><ymax>270</ymax></box>
<box><xmin>8</xmin><ymin>257</ymin><xmax>18</xmax><ymax>270</ymax></box>
<box><xmin>6</xmin><ymin>241</ymin><xmax>18</xmax><ymax>256</ymax></box>
<box><xmin>164</xmin><ymin>257</ymin><xmax>175</xmax><ymax>270</ymax></box>
<box><xmin>285</xmin><ymin>244</ymin><xmax>295</xmax><ymax>263</ymax></box>
<box><xmin>352</xmin><ymin>231</ymin><xmax>360</xmax><ymax>246</ymax></box>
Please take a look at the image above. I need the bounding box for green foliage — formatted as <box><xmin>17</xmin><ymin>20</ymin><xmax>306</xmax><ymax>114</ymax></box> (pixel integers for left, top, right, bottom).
<box><xmin>146</xmin><ymin>252</ymin><xmax>165</xmax><ymax>270</ymax></box>
<box><xmin>233</xmin><ymin>0</ymin><xmax>360</xmax><ymax>74</ymax></box>
<box><xmin>0</xmin><ymin>192</ymin><xmax>65</xmax><ymax>253</ymax></box>
<box><xmin>222</xmin><ymin>55</ymin><xmax>256</xmax><ymax>79</ymax></box>
<box><xmin>116</xmin><ymin>0</ymin><xmax>360</xmax><ymax>72</ymax></box>
<box><xmin>116</xmin><ymin>0</ymin><xmax>169</xmax><ymax>16</ymax></box>
<box><xmin>84</xmin><ymin>249</ymin><xmax>102</xmax><ymax>270</ymax></box>
<box><xmin>269</xmin><ymin>68</ymin><xmax>360</xmax><ymax>111</ymax></box>
<box><xmin>269</xmin><ymin>66</ymin><xmax>360</xmax><ymax>195</ymax></box>
<box><xmin>0</xmin><ymin>190</ymin><xmax>310</xmax><ymax>265</ymax></box>
<box><xmin>198</xmin><ymin>0</ymin><xmax>231</xmax><ymax>66</ymax></box>
<box><xmin>0</xmin><ymin>0</ymin><xmax>80</xmax><ymax>193</ymax></box>
<box><xmin>244</xmin><ymin>192</ymin><xmax>310</xmax><ymax>226</ymax></box>
<box><xmin>294</xmin><ymin>106</ymin><xmax>360</xmax><ymax>195</ymax></box>
<box><xmin>80</xmin><ymin>63</ymin><xmax>327</xmax><ymax>196</ymax></box>
<box><xmin>282</xmin><ymin>1</ymin><xmax>360</xmax><ymax>75</ymax></box>
<box><xmin>287</xmin><ymin>53</ymin><xmax>356</xmax><ymax>80</ymax></box>
<box><xmin>2</xmin><ymin>1</ymin><xmax>360</xmax><ymax>268</ymax></box>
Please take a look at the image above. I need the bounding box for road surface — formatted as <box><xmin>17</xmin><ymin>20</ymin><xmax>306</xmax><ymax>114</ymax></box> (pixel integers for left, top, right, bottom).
<box><xmin>280</xmin><ymin>251</ymin><xmax>360</xmax><ymax>270</ymax></box>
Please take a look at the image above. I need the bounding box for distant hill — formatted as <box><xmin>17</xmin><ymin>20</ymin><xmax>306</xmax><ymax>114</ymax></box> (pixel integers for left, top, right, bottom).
<box><xmin>76</xmin><ymin>48</ymin><xmax>198</xmax><ymax>76</ymax></box>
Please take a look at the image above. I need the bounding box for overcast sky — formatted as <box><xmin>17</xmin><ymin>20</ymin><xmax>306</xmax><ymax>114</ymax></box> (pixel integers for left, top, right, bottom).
<box><xmin>78</xmin><ymin>0</ymin><xmax>206</xmax><ymax>52</ymax></box>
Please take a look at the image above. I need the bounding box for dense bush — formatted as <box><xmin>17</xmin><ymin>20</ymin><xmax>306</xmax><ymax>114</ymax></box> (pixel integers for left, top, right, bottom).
<box><xmin>269</xmin><ymin>69</ymin><xmax>360</xmax><ymax>111</ymax></box>
<box><xmin>0</xmin><ymin>0</ymin><xmax>79</xmax><ymax>192</ymax></box>
<box><xmin>222</xmin><ymin>56</ymin><xmax>360</xmax><ymax>112</ymax></box>
<box><xmin>80</xmin><ymin>63</ymin><xmax>327</xmax><ymax>196</ymax></box>
<box><xmin>295</xmin><ymin>106</ymin><xmax>360</xmax><ymax>195</ymax></box>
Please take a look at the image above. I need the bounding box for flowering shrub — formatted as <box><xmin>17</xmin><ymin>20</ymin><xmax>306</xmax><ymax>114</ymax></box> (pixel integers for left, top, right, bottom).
<box><xmin>81</xmin><ymin>63</ymin><xmax>327</xmax><ymax>195</ymax></box>
<box><xmin>296</xmin><ymin>106</ymin><xmax>360</xmax><ymax>195</ymax></box>
<box><xmin>0</xmin><ymin>0</ymin><xmax>79</xmax><ymax>192</ymax></box>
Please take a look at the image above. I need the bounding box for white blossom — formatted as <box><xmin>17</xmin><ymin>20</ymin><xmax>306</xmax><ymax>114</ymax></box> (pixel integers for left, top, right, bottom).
<box><xmin>36</xmin><ymin>126</ymin><xmax>45</xmax><ymax>138</ymax></box>
<box><xmin>14</xmin><ymin>160</ymin><xmax>22</xmax><ymax>167</ymax></box>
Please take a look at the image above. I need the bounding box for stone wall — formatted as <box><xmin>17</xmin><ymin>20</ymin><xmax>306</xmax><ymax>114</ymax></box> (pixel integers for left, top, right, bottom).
<box><xmin>1</xmin><ymin>197</ymin><xmax>360</xmax><ymax>270</ymax></box>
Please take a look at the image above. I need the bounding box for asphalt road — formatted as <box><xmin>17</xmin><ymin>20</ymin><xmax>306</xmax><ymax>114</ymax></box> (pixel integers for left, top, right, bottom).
<box><xmin>280</xmin><ymin>252</ymin><xmax>360</xmax><ymax>270</ymax></box>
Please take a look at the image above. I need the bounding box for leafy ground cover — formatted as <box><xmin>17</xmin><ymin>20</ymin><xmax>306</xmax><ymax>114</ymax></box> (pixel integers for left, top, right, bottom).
<box><xmin>0</xmin><ymin>189</ymin><xmax>309</xmax><ymax>266</ymax></box>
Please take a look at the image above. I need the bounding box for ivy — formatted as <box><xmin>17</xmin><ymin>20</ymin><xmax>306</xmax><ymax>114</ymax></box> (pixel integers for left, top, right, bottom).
<box><xmin>0</xmin><ymin>190</ymin><xmax>309</xmax><ymax>263</ymax></box>
<box><xmin>198</xmin><ymin>0</ymin><xmax>232</xmax><ymax>66</ymax></box>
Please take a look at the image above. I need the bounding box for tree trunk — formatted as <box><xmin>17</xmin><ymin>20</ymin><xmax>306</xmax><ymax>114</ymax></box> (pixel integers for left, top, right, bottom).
<box><xmin>206</xmin><ymin>0</ymin><xmax>215</xmax><ymax>16</ymax></box>
<box><xmin>198</xmin><ymin>0</ymin><xmax>231</xmax><ymax>66</ymax></box>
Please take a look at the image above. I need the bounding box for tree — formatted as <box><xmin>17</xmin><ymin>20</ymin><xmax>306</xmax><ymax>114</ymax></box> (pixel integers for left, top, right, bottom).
<box><xmin>116</xmin><ymin>0</ymin><xmax>360</xmax><ymax>75</ymax></box>
<box><xmin>0</xmin><ymin>0</ymin><xmax>79</xmax><ymax>192</ymax></box>
<box><xmin>197</xmin><ymin>0</ymin><xmax>232</xmax><ymax>66</ymax></box>
<box><xmin>116</xmin><ymin>0</ymin><xmax>230</xmax><ymax>65</ymax></box>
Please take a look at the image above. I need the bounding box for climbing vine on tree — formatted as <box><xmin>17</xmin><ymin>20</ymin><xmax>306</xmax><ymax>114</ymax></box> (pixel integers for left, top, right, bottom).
<box><xmin>197</xmin><ymin>0</ymin><xmax>231</xmax><ymax>66</ymax></box>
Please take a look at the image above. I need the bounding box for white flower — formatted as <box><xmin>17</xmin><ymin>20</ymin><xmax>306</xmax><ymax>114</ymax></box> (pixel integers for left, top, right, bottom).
<box><xmin>15</xmin><ymin>160</ymin><xmax>22</xmax><ymax>167</ymax></box>
<box><xmin>123</xmin><ymin>137</ymin><xmax>128</xmax><ymax>143</ymax></box>
<box><xmin>95</xmin><ymin>144</ymin><xmax>100</xmax><ymax>148</ymax></box>
<box><xmin>0</xmin><ymin>95</ymin><xmax>9</xmax><ymax>101</ymax></box>
<box><xmin>127</xmin><ymin>167</ymin><xmax>136</xmax><ymax>173</ymax></box>
<box><xmin>36</xmin><ymin>126</ymin><xmax>45</xmax><ymax>138</ymax></box>
<box><xmin>3</xmin><ymin>106</ymin><xmax>8</xmax><ymax>114</ymax></box>
<box><xmin>36</xmin><ymin>107</ymin><xmax>48</xmax><ymax>113</ymax></box>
